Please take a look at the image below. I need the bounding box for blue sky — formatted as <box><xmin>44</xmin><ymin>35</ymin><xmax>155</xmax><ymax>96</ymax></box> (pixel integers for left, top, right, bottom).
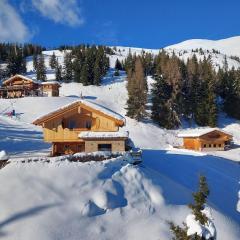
<box><xmin>1</xmin><ymin>0</ymin><xmax>240</xmax><ymax>49</ymax></box>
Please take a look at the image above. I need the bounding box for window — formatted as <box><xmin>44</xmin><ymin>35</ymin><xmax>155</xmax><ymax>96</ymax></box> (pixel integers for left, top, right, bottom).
<box><xmin>68</xmin><ymin>120</ymin><xmax>76</xmax><ymax>129</ymax></box>
<box><xmin>218</xmin><ymin>144</ymin><xmax>221</xmax><ymax>147</ymax></box>
<box><xmin>98</xmin><ymin>144</ymin><xmax>112</xmax><ymax>152</ymax></box>
<box><xmin>86</xmin><ymin>120</ymin><xmax>92</xmax><ymax>129</ymax></box>
<box><xmin>213</xmin><ymin>144</ymin><xmax>216</xmax><ymax>148</ymax></box>
<box><xmin>208</xmin><ymin>144</ymin><xmax>211</xmax><ymax>148</ymax></box>
<box><xmin>203</xmin><ymin>144</ymin><xmax>206</xmax><ymax>148</ymax></box>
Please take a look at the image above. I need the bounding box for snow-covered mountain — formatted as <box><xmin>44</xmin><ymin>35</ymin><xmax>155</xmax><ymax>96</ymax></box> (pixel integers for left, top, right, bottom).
<box><xmin>166</xmin><ymin>36</ymin><xmax>240</xmax><ymax>57</ymax></box>
<box><xmin>110</xmin><ymin>36</ymin><xmax>240</xmax><ymax>70</ymax></box>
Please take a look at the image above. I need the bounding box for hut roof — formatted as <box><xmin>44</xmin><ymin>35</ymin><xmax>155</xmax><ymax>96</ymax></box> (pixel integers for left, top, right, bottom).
<box><xmin>3</xmin><ymin>74</ymin><xmax>39</xmax><ymax>85</ymax></box>
<box><xmin>177</xmin><ymin>128</ymin><xmax>232</xmax><ymax>138</ymax></box>
<box><xmin>33</xmin><ymin>99</ymin><xmax>125</xmax><ymax>126</ymax></box>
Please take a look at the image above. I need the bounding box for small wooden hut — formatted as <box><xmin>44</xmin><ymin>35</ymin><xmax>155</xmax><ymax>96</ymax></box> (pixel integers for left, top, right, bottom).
<box><xmin>41</xmin><ymin>81</ymin><xmax>61</xmax><ymax>97</ymax></box>
<box><xmin>0</xmin><ymin>74</ymin><xmax>40</xmax><ymax>98</ymax></box>
<box><xmin>178</xmin><ymin>128</ymin><xmax>233</xmax><ymax>151</ymax></box>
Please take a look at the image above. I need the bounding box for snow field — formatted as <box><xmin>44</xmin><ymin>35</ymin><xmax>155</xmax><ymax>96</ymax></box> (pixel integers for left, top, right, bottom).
<box><xmin>0</xmin><ymin>38</ymin><xmax>240</xmax><ymax>239</ymax></box>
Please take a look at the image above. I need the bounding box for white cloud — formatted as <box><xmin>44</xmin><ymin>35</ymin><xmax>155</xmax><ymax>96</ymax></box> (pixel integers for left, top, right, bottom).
<box><xmin>32</xmin><ymin>0</ymin><xmax>84</xmax><ymax>27</ymax></box>
<box><xmin>0</xmin><ymin>0</ymin><xmax>30</xmax><ymax>42</ymax></box>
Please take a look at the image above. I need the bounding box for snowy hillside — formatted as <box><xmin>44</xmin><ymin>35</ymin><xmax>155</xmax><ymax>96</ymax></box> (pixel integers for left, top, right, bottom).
<box><xmin>21</xmin><ymin>35</ymin><xmax>240</xmax><ymax>82</ymax></box>
<box><xmin>111</xmin><ymin>37</ymin><xmax>240</xmax><ymax>70</ymax></box>
<box><xmin>0</xmin><ymin>37</ymin><xmax>240</xmax><ymax>239</ymax></box>
<box><xmin>166</xmin><ymin>36</ymin><xmax>240</xmax><ymax>57</ymax></box>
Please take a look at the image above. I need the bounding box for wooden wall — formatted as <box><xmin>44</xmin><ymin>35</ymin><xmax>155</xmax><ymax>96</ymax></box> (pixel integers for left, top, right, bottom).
<box><xmin>52</xmin><ymin>140</ymin><xmax>125</xmax><ymax>155</ymax></box>
<box><xmin>183</xmin><ymin>138</ymin><xmax>201</xmax><ymax>150</ymax></box>
<box><xmin>42</xmin><ymin>84</ymin><xmax>59</xmax><ymax>97</ymax></box>
<box><xmin>183</xmin><ymin>138</ymin><xmax>228</xmax><ymax>151</ymax></box>
<box><xmin>85</xmin><ymin>140</ymin><xmax>125</xmax><ymax>152</ymax></box>
<box><xmin>43</xmin><ymin>107</ymin><xmax>119</xmax><ymax>142</ymax></box>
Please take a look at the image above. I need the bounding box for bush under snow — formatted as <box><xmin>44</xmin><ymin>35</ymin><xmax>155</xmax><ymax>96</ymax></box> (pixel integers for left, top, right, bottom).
<box><xmin>0</xmin><ymin>150</ymin><xmax>9</xmax><ymax>161</ymax></box>
<box><xmin>186</xmin><ymin>206</ymin><xmax>216</xmax><ymax>239</ymax></box>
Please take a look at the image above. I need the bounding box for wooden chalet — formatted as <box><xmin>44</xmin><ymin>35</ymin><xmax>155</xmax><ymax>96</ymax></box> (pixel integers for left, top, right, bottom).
<box><xmin>33</xmin><ymin>100</ymin><xmax>128</xmax><ymax>156</ymax></box>
<box><xmin>178</xmin><ymin>128</ymin><xmax>233</xmax><ymax>151</ymax></box>
<box><xmin>41</xmin><ymin>81</ymin><xmax>61</xmax><ymax>97</ymax></box>
<box><xmin>0</xmin><ymin>74</ymin><xmax>40</xmax><ymax>98</ymax></box>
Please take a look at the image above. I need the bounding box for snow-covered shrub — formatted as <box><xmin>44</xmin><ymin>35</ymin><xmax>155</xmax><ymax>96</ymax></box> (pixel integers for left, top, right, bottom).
<box><xmin>186</xmin><ymin>206</ymin><xmax>216</xmax><ymax>240</ymax></box>
<box><xmin>169</xmin><ymin>175</ymin><xmax>216</xmax><ymax>240</ymax></box>
<box><xmin>0</xmin><ymin>150</ymin><xmax>9</xmax><ymax>161</ymax></box>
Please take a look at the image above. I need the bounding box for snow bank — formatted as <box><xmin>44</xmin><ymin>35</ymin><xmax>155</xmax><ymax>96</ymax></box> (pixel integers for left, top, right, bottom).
<box><xmin>0</xmin><ymin>150</ymin><xmax>9</xmax><ymax>161</ymax></box>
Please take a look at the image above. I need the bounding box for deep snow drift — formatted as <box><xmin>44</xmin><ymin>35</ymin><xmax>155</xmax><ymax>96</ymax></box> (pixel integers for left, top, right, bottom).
<box><xmin>0</xmin><ymin>157</ymin><xmax>239</xmax><ymax>240</ymax></box>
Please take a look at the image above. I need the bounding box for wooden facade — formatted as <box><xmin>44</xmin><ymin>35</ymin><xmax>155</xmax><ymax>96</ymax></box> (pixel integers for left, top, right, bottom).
<box><xmin>0</xmin><ymin>75</ymin><xmax>40</xmax><ymax>98</ymax></box>
<box><xmin>178</xmin><ymin>129</ymin><xmax>233</xmax><ymax>151</ymax></box>
<box><xmin>41</xmin><ymin>82</ymin><xmax>60</xmax><ymax>97</ymax></box>
<box><xmin>33</xmin><ymin>100</ymin><xmax>127</xmax><ymax>156</ymax></box>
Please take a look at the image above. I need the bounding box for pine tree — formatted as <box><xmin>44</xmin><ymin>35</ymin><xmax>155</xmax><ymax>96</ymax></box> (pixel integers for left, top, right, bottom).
<box><xmin>151</xmin><ymin>74</ymin><xmax>173</xmax><ymax>128</ymax></box>
<box><xmin>221</xmin><ymin>68</ymin><xmax>240</xmax><ymax>119</ymax></box>
<box><xmin>169</xmin><ymin>175</ymin><xmax>214</xmax><ymax>240</ymax></box>
<box><xmin>80</xmin><ymin>62</ymin><xmax>90</xmax><ymax>86</ymax></box>
<box><xmin>195</xmin><ymin>57</ymin><xmax>217</xmax><ymax>127</ymax></box>
<box><xmin>126</xmin><ymin>57</ymin><xmax>147</xmax><ymax>120</ymax></box>
<box><xmin>188</xmin><ymin>175</ymin><xmax>210</xmax><ymax>225</ymax></box>
<box><xmin>49</xmin><ymin>52</ymin><xmax>57</xmax><ymax>69</ymax></box>
<box><xmin>151</xmin><ymin>53</ymin><xmax>182</xmax><ymax>128</ymax></box>
<box><xmin>6</xmin><ymin>50</ymin><xmax>26</xmax><ymax>76</ymax></box>
<box><xmin>63</xmin><ymin>52</ymin><xmax>73</xmax><ymax>83</ymax></box>
<box><xmin>93</xmin><ymin>56</ymin><xmax>101</xmax><ymax>85</ymax></box>
<box><xmin>73</xmin><ymin>50</ymin><xmax>84</xmax><ymax>83</ymax></box>
<box><xmin>115</xmin><ymin>58</ymin><xmax>123</xmax><ymax>71</ymax></box>
<box><xmin>55</xmin><ymin>61</ymin><xmax>63</xmax><ymax>82</ymax></box>
<box><xmin>33</xmin><ymin>54</ymin><xmax>38</xmax><ymax>71</ymax></box>
<box><xmin>36</xmin><ymin>54</ymin><xmax>46</xmax><ymax>81</ymax></box>
<box><xmin>183</xmin><ymin>55</ymin><xmax>199</xmax><ymax>122</ymax></box>
<box><xmin>123</xmin><ymin>50</ymin><xmax>135</xmax><ymax>72</ymax></box>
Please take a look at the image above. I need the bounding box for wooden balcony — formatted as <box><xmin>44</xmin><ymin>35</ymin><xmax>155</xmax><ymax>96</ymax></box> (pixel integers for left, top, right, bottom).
<box><xmin>43</xmin><ymin>127</ymin><xmax>91</xmax><ymax>142</ymax></box>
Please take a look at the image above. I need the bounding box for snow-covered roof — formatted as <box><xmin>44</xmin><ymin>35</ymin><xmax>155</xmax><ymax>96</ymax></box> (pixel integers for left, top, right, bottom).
<box><xmin>33</xmin><ymin>99</ymin><xmax>125</xmax><ymax>126</ymax></box>
<box><xmin>79</xmin><ymin>131</ymin><xmax>129</xmax><ymax>139</ymax></box>
<box><xmin>3</xmin><ymin>74</ymin><xmax>39</xmax><ymax>85</ymax></box>
<box><xmin>177</xmin><ymin>128</ymin><xmax>232</xmax><ymax>138</ymax></box>
<box><xmin>41</xmin><ymin>81</ymin><xmax>61</xmax><ymax>86</ymax></box>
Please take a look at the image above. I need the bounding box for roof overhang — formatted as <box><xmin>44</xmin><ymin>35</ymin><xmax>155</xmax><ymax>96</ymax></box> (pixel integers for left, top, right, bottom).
<box><xmin>178</xmin><ymin>128</ymin><xmax>233</xmax><ymax>138</ymax></box>
<box><xmin>32</xmin><ymin>100</ymin><xmax>125</xmax><ymax>127</ymax></box>
<box><xmin>3</xmin><ymin>74</ymin><xmax>36</xmax><ymax>85</ymax></box>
